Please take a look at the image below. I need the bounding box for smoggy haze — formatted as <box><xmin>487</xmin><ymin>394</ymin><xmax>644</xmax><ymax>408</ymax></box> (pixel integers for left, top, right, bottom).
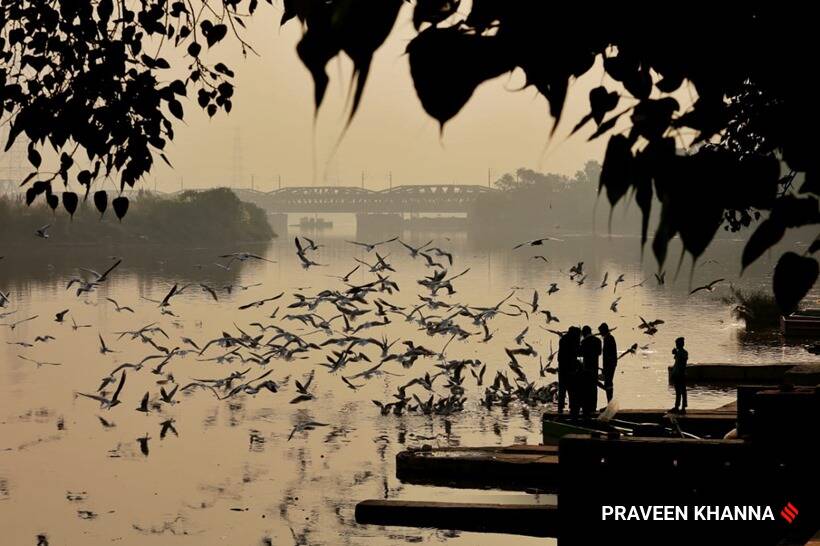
<box><xmin>150</xmin><ymin>3</ymin><xmax>609</xmax><ymax>191</ymax></box>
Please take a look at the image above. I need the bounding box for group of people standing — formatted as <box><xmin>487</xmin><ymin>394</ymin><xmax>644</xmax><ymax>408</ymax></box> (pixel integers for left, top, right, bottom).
<box><xmin>557</xmin><ymin>323</ymin><xmax>618</xmax><ymax>417</ymax></box>
<box><xmin>556</xmin><ymin>324</ymin><xmax>690</xmax><ymax>416</ymax></box>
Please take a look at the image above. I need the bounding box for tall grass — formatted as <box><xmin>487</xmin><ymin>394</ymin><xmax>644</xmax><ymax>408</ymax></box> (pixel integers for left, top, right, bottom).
<box><xmin>0</xmin><ymin>188</ymin><xmax>275</xmax><ymax>245</ymax></box>
<box><xmin>722</xmin><ymin>286</ymin><xmax>786</xmax><ymax>329</ymax></box>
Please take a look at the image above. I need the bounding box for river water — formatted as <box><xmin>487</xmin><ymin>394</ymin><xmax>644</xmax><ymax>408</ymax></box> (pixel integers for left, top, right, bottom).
<box><xmin>1</xmin><ymin>220</ymin><xmax>817</xmax><ymax>545</ymax></box>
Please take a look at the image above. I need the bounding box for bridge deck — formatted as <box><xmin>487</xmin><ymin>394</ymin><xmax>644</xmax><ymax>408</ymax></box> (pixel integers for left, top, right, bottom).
<box><xmin>231</xmin><ymin>185</ymin><xmax>496</xmax><ymax>213</ymax></box>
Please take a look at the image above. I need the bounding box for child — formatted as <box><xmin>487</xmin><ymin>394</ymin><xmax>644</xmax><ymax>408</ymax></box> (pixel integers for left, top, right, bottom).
<box><xmin>670</xmin><ymin>337</ymin><xmax>688</xmax><ymax>413</ymax></box>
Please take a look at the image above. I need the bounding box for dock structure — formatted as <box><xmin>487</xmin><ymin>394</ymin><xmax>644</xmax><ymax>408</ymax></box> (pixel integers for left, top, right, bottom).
<box><xmin>669</xmin><ymin>362</ymin><xmax>820</xmax><ymax>385</ymax></box>
<box><xmin>355</xmin><ymin>500</ymin><xmax>557</xmax><ymax>538</ymax></box>
<box><xmin>397</xmin><ymin>444</ymin><xmax>558</xmax><ymax>491</ymax></box>
<box><xmin>356</xmin><ymin>385</ymin><xmax>819</xmax><ymax>545</ymax></box>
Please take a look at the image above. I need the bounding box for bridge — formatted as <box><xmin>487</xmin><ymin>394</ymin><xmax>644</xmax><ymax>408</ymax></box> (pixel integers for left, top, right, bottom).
<box><xmin>229</xmin><ymin>185</ymin><xmax>497</xmax><ymax>214</ymax></box>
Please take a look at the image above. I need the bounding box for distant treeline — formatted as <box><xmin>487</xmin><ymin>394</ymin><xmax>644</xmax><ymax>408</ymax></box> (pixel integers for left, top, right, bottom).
<box><xmin>0</xmin><ymin>188</ymin><xmax>275</xmax><ymax>245</ymax></box>
<box><xmin>469</xmin><ymin>161</ymin><xmax>626</xmax><ymax>237</ymax></box>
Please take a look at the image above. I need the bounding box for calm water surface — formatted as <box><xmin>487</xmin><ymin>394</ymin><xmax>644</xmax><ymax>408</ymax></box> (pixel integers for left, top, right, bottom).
<box><xmin>1</xmin><ymin>221</ymin><xmax>817</xmax><ymax>545</ymax></box>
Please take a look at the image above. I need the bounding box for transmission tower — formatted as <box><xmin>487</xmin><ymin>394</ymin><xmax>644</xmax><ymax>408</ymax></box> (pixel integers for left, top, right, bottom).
<box><xmin>232</xmin><ymin>128</ymin><xmax>243</xmax><ymax>189</ymax></box>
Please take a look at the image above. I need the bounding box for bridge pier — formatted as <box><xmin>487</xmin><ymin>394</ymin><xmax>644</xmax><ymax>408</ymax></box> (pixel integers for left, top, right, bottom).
<box><xmin>267</xmin><ymin>213</ymin><xmax>288</xmax><ymax>236</ymax></box>
<box><xmin>356</xmin><ymin>213</ymin><xmax>403</xmax><ymax>235</ymax></box>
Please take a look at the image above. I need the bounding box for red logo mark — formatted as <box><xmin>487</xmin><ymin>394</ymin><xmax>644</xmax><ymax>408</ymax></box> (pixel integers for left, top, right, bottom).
<box><xmin>780</xmin><ymin>502</ymin><xmax>798</xmax><ymax>523</ymax></box>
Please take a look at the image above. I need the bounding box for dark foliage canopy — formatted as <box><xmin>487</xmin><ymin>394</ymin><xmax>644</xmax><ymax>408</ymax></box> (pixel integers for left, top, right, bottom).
<box><xmin>2</xmin><ymin>1</ymin><xmax>818</xmax><ymax>310</ymax></box>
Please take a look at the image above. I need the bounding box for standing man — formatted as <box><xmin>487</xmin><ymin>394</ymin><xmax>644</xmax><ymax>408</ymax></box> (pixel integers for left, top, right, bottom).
<box><xmin>599</xmin><ymin>323</ymin><xmax>618</xmax><ymax>402</ymax></box>
<box><xmin>557</xmin><ymin>326</ymin><xmax>581</xmax><ymax>417</ymax></box>
<box><xmin>580</xmin><ymin>325</ymin><xmax>602</xmax><ymax>417</ymax></box>
<box><xmin>670</xmin><ymin>336</ymin><xmax>688</xmax><ymax>413</ymax></box>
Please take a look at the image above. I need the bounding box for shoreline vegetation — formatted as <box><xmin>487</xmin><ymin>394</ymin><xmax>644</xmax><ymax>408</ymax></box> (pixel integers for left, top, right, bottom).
<box><xmin>0</xmin><ymin>188</ymin><xmax>275</xmax><ymax>245</ymax></box>
<box><xmin>722</xmin><ymin>287</ymin><xmax>787</xmax><ymax>330</ymax></box>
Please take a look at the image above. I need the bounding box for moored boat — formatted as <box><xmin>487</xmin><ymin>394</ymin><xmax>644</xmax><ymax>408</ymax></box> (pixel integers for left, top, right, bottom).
<box><xmin>780</xmin><ymin>308</ymin><xmax>820</xmax><ymax>337</ymax></box>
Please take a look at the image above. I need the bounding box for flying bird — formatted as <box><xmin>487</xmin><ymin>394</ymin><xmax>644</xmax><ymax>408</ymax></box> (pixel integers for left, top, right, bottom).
<box><xmin>18</xmin><ymin>354</ymin><xmax>61</xmax><ymax>367</ymax></box>
<box><xmin>71</xmin><ymin>317</ymin><xmax>91</xmax><ymax>330</ymax></box>
<box><xmin>689</xmin><ymin>278</ymin><xmax>726</xmax><ymax>296</ymax></box>
<box><xmin>98</xmin><ymin>334</ymin><xmax>117</xmax><ymax>354</ymax></box>
<box><xmin>106</xmin><ymin>298</ymin><xmax>134</xmax><ymax>313</ymax></box>
<box><xmin>238</xmin><ymin>292</ymin><xmax>284</xmax><ymax>310</ymax></box>
<box><xmin>345</xmin><ymin>237</ymin><xmax>398</xmax><ymax>252</ymax></box>
<box><xmin>136</xmin><ymin>391</ymin><xmax>150</xmax><ymax>413</ymax></box>
<box><xmin>219</xmin><ymin>252</ymin><xmax>276</xmax><ymax>268</ymax></box>
<box><xmin>326</xmin><ymin>265</ymin><xmax>361</xmax><ymax>282</ymax></box>
<box><xmin>1</xmin><ymin>314</ymin><xmax>38</xmax><ymax>330</ymax></box>
<box><xmin>35</xmin><ymin>224</ymin><xmax>51</xmax><ymax>239</ymax></box>
<box><xmin>513</xmin><ymin>236</ymin><xmax>562</xmax><ymax>249</ymax></box>
<box><xmin>399</xmin><ymin>239</ymin><xmax>433</xmax><ymax>258</ymax></box>
<box><xmin>288</xmin><ymin>420</ymin><xmax>328</xmax><ymax>441</ymax></box>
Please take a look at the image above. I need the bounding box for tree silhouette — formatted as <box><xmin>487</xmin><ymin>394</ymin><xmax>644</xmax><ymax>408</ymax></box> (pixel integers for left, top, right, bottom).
<box><xmin>2</xmin><ymin>1</ymin><xmax>817</xmax><ymax>310</ymax></box>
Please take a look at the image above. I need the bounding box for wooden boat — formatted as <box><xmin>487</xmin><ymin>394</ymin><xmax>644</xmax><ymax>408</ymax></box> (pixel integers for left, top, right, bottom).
<box><xmin>541</xmin><ymin>408</ymin><xmax>737</xmax><ymax>444</ymax></box>
<box><xmin>541</xmin><ymin>415</ymin><xmax>672</xmax><ymax>445</ymax></box>
<box><xmin>781</xmin><ymin>308</ymin><xmax>820</xmax><ymax>337</ymax></box>
<box><xmin>299</xmin><ymin>216</ymin><xmax>332</xmax><ymax>229</ymax></box>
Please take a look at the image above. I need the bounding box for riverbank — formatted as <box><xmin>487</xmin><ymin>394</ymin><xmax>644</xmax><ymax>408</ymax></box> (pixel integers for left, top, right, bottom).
<box><xmin>0</xmin><ymin>188</ymin><xmax>275</xmax><ymax>245</ymax></box>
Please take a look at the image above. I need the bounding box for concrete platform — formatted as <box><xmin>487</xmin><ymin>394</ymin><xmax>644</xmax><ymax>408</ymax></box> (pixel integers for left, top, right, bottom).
<box><xmin>668</xmin><ymin>362</ymin><xmax>819</xmax><ymax>385</ymax></box>
<box><xmin>396</xmin><ymin>445</ymin><xmax>559</xmax><ymax>492</ymax></box>
<box><xmin>355</xmin><ymin>499</ymin><xmax>557</xmax><ymax>537</ymax></box>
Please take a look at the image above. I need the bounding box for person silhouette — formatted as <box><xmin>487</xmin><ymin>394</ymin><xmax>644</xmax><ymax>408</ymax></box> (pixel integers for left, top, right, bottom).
<box><xmin>580</xmin><ymin>325</ymin><xmax>601</xmax><ymax>416</ymax></box>
<box><xmin>599</xmin><ymin>323</ymin><xmax>617</xmax><ymax>402</ymax></box>
<box><xmin>670</xmin><ymin>337</ymin><xmax>688</xmax><ymax>413</ymax></box>
<box><xmin>557</xmin><ymin>326</ymin><xmax>582</xmax><ymax>416</ymax></box>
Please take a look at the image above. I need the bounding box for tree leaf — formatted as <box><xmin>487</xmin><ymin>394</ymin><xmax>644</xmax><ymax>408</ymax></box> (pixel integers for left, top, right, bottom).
<box><xmin>112</xmin><ymin>196</ymin><xmax>129</xmax><ymax>221</ymax></box>
<box><xmin>63</xmin><ymin>192</ymin><xmax>79</xmax><ymax>218</ymax></box>
<box><xmin>599</xmin><ymin>134</ymin><xmax>632</xmax><ymax>206</ymax></box>
<box><xmin>589</xmin><ymin>86</ymin><xmax>619</xmax><ymax>125</ymax></box>
<box><xmin>773</xmin><ymin>252</ymin><xmax>818</xmax><ymax>314</ymax></box>
<box><xmin>413</xmin><ymin>0</ymin><xmax>461</xmax><ymax>30</ymax></box>
<box><xmin>46</xmin><ymin>193</ymin><xmax>59</xmax><ymax>211</ymax></box>
<box><xmin>741</xmin><ymin>218</ymin><xmax>785</xmax><ymax>271</ymax></box>
<box><xmin>27</xmin><ymin>143</ymin><xmax>41</xmax><ymax>169</ymax></box>
<box><xmin>169</xmin><ymin>99</ymin><xmax>183</xmax><ymax>120</ymax></box>
<box><xmin>408</xmin><ymin>27</ymin><xmax>513</xmax><ymax>130</ymax></box>
<box><xmin>206</xmin><ymin>24</ymin><xmax>227</xmax><ymax>47</ymax></box>
<box><xmin>94</xmin><ymin>190</ymin><xmax>108</xmax><ymax>217</ymax></box>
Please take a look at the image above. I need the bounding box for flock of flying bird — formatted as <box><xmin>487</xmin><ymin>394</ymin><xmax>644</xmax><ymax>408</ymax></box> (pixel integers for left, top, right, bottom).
<box><xmin>1</xmin><ymin>237</ymin><xmax>730</xmax><ymax>446</ymax></box>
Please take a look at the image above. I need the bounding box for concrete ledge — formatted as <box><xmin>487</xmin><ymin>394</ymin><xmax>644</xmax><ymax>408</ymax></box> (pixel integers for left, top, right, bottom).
<box><xmin>668</xmin><ymin>363</ymin><xmax>808</xmax><ymax>385</ymax></box>
<box><xmin>355</xmin><ymin>499</ymin><xmax>557</xmax><ymax>537</ymax></box>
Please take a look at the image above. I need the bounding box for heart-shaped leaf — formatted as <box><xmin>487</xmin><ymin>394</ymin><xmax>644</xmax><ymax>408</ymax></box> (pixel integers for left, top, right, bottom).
<box><xmin>206</xmin><ymin>24</ymin><xmax>227</xmax><ymax>47</ymax></box>
<box><xmin>599</xmin><ymin>134</ymin><xmax>632</xmax><ymax>206</ymax></box>
<box><xmin>27</xmin><ymin>142</ymin><xmax>41</xmax><ymax>169</ymax></box>
<box><xmin>112</xmin><ymin>196</ymin><xmax>129</xmax><ymax>221</ymax></box>
<box><xmin>742</xmin><ymin>218</ymin><xmax>785</xmax><ymax>271</ymax></box>
<box><xmin>46</xmin><ymin>193</ymin><xmax>59</xmax><ymax>211</ymax></box>
<box><xmin>25</xmin><ymin>180</ymin><xmax>49</xmax><ymax>205</ymax></box>
<box><xmin>94</xmin><ymin>190</ymin><xmax>108</xmax><ymax>217</ymax></box>
<box><xmin>63</xmin><ymin>192</ymin><xmax>79</xmax><ymax>218</ymax></box>
<box><xmin>589</xmin><ymin>86</ymin><xmax>619</xmax><ymax>125</ymax></box>
<box><xmin>773</xmin><ymin>252</ymin><xmax>818</xmax><ymax>315</ymax></box>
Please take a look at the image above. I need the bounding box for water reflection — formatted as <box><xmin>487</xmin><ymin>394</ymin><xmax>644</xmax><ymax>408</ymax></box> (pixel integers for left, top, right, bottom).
<box><xmin>0</xmin><ymin>228</ymin><xmax>816</xmax><ymax>545</ymax></box>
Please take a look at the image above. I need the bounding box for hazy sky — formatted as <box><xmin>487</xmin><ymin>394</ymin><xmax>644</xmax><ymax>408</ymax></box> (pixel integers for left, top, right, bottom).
<box><xmin>151</xmin><ymin>3</ymin><xmax>608</xmax><ymax>191</ymax></box>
